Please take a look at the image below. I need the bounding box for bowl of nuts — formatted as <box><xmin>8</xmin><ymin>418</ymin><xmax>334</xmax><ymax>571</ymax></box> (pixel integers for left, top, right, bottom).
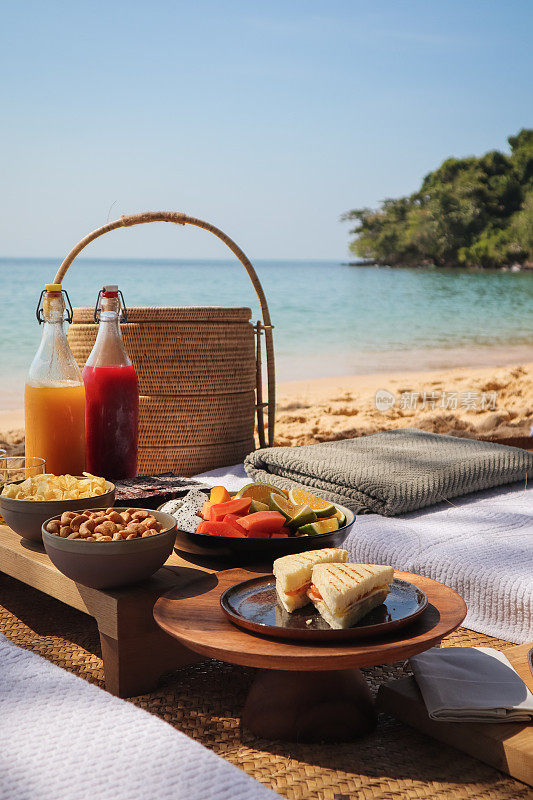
<box><xmin>41</xmin><ymin>507</ymin><xmax>177</xmax><ymax>588</ymax></box>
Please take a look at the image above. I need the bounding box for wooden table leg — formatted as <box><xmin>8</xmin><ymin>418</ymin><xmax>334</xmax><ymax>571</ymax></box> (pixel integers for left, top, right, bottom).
<box><xmin>98</xmin><ymin>626</ymin><xmax>204</xmax><ymax>698</ymax></box>
<box><xmin>242</xmin><ymin>668</ymin><xmax>377</xmax><ymax>742</ymax></box>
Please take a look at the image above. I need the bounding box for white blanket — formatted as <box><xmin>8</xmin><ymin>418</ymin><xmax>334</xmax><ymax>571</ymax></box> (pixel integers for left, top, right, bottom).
<box><xmin>195</xmin><ymin>464</ymin><xmax>252</xmax><ymax>493</ymax></box>
<box><xmin>0</xmin><ymin>635</ymin><xmax>280</xmax><ymax>800</ymax></box>
<box><xmin>197</xmin><ymin>466</ymin><xmax>533</xmax><ymax>644</ymax></box>
<box><xmin>347</xmin><ymin>482</ymin><xmax>533</xmax><ymax>644</ymax></box>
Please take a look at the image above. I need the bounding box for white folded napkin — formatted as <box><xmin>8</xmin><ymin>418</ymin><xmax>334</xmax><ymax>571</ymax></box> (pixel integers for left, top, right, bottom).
<box><xmin>410</xmin><ymin>647</ymin><xmax>533</xmax><ymax>723</ymax></box>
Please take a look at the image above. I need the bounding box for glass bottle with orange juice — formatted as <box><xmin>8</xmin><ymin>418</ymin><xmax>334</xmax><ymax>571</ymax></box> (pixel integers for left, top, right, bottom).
<box><xmin>25</xmin><ymin>284</ymin><xmax>86</xmax><ymax>475</ymax></box>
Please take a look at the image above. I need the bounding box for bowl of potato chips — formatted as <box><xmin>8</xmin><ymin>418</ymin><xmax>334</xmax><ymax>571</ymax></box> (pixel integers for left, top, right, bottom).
<box><xmin>0</xmin><ymin>473</ymin><xmax>115</xmax><ymax>542</ymax></box>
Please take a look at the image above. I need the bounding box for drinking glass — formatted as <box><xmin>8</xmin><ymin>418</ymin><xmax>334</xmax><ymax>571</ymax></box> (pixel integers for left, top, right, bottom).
<box><xmin>0</xmin><ymin>456</ymin><xmax>47</xmax><ymax>487</ymax></box>
<box><xmin>0</xmin><ymin>455</ymin><xmax>47</xmax><ymax>527</ymax></box>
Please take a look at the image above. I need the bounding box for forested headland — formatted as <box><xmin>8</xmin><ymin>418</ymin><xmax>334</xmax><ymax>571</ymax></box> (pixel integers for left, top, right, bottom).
<box><xmin>343</xmin><ymin>129</ymin><xmax>533</xmax><ymax>268</ymax></box>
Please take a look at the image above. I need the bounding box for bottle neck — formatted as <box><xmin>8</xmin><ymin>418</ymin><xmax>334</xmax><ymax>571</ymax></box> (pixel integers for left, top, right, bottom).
<box><xmin>98</xmin><ymin>310</ymin><xmax>121</xmax><ymax>336</ymax></box>
<box><xmin>41</xmin><ymin>291</ymin><xmax>70</xmax><ymax>355</ymax></box>
<box><xmin>42</xmin><ymin>291</ymin><xmax>65</xmax><ymax>324</ymax></box>
<box><xmin>42</xmin><ymin>316</ymin><xmax>68</xmax><ymax>341</ymax></box>
<box><xmin>27</xmin><ymin>293</ymin><xmax>83</xmax><ymax>387</ymax></box>
<box><xmin>86</xmin><ymin>307</ymin><xmax>132</xmax><ymax>368</ymax></box>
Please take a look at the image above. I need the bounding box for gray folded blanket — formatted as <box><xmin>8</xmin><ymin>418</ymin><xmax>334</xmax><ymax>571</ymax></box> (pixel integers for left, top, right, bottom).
<box><xmin>244</xmin><ymin>428</ymin><xmax>533</xmax><ymax>516</ymax></box>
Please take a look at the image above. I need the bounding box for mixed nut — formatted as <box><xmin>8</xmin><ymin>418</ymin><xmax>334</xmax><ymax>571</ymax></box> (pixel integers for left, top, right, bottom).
<box><xmin>44</xmin><ymin>508</ymin><xmax>164</xmax><ymax>541</ymax></box>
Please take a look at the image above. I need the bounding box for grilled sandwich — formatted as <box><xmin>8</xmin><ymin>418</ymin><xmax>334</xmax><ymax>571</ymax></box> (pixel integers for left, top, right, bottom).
<box><xmin>307</xmin><ymin>563</ymin><xmax>394</xmax><ymax>628</ymax></box>
<box><xmin>273</xmin><ymin>548</ymin><xmax>349</xmax><ymax>612</ymax></box>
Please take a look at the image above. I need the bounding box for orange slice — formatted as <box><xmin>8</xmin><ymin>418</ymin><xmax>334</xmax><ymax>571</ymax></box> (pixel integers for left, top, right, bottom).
<box><xmin>235</xmin><ymin>482</ymin><xmax>286</xmax><ymax>504</ymax></box>
<box><xmin>287</xmin><ymin>487</ymin><xmax>336</xmax><ymax>518</ymax></box>
<box><xmin>321</xmin><ymin>508</ymin><xmax>346</xmax><ymax>527</ymax></box>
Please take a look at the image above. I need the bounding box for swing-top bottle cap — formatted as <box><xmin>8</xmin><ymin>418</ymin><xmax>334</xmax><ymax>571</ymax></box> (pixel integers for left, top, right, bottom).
<box><xmin>102</xmin><ymin>285</ymin><xmax>119</xmax><ymax>298</ymax></box>
<box><xmin>45</xmin><ymin>283</ymin><xmax>62</xmax><ymax>292</ymax></box>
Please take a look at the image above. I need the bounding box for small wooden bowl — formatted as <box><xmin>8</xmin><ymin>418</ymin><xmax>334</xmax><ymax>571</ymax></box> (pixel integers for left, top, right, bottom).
<box><xmin>0</xmin><ymin>479</ymin><xmax>115</xmax><ymax>542</ymax></box>
<box><xmin>42</xmin><ymin>507</ymin><xmax>177</xmax><ymax>589</ymax></box>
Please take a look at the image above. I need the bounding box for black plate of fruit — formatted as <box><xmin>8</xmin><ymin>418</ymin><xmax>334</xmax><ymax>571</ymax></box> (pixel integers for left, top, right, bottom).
<box><xmin>159</xmin><ymin>482</ymin><xmax>355</xmax><ymax>556</ymax></box>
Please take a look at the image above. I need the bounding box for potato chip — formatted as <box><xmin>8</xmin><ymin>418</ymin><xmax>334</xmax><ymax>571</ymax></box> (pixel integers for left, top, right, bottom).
<box><xmin>0</xmin><ymin>472</ymin><xmax>111</xmax><ymax>501</ymax></box>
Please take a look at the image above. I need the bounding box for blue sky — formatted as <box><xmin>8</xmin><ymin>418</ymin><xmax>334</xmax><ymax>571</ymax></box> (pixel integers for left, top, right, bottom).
<box><xmin>2</xmin><ymin>1</ymin><xmax>532</xmax><ymax>260</ymax></box>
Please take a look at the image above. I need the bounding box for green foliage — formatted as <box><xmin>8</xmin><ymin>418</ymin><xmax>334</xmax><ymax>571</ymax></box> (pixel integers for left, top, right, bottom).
<box><xmin>342</xmin><ymin>129</ymin><xmax>533</xmax><ymax>267</ymax></box>
<box><xmin>508</xmin><ymin>129</ymin><xmax>533</xmax><ymax>186</ymax></box>
<box><xmin>510</xmin><ymin>189</ymin><xmax>533</xmax><ymax>254</ymax></box>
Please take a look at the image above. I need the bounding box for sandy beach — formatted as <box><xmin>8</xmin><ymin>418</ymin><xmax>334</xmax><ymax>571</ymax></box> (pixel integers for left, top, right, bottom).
<box><xmin>274</xmin><ymin>361</ymin><xmax>533</xmax><ymax>446</ymax></box>
<box><xmin>1</xmin><ymin>361</ymin><xmax>531</xmax><ymax>459</ymax></box>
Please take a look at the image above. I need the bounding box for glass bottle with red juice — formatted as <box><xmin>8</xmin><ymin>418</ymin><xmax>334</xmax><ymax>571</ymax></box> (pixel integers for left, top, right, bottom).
<box><xmin>82</xmin><ymin>286</ymin><xmax>139</xmax><ymax>480</ymax></box>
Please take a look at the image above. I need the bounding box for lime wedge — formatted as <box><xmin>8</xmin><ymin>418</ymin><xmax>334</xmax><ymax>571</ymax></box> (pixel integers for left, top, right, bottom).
<box><xmin>269</xmin><ymin>494</ymin><xmax>317</xmax><ymax>528</ymax></box>
<box><xmin>249</xmin><ymin>499</ymin><xmax>269</xmax><ymax>513</ymax></box>
<box><xmin>333</xmin><ymin>508</ymin><xmax>346</xmax><ymax>526</ymax></box>
<box><xmin>287</xmin><ymin>487</ymin><xmax>337</xmax><ymax>518</ymax></box>
<box><xmin>268</xmin><ymin>493</ymin><xmax>296</xmax><ymax>520</ymax></box>
<box><xmin>288</xmin><ymin>504</ymin><xmax>317</xmax><ymax>529</ymax></box>
<box><xmin>297</xmin><ymin>518</ymin><xmax>339</xmax><ymax>536</ymax></box>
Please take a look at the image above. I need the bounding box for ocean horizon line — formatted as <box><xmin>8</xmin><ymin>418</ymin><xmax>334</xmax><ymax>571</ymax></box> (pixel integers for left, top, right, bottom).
<box><xmin>2</xmin><ymin>257</ymin><xmax>532</xmax><ymax>273</ymax></box>
<box><xmin>0</xmin><ymin>256</ymin><xmax>347</xmax><ymax>266</ymax></box>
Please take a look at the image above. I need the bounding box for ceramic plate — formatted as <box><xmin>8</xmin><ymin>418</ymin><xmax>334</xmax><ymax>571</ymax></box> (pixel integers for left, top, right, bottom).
<box><xmin>220</xmin><ymin>576</ymin><xmax>428</xmax><ymax>641</ymax></box>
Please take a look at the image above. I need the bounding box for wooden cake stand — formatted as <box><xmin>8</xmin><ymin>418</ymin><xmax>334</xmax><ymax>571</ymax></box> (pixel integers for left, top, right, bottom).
<box><xmin>154</xmin><ymin>568</ymin><xmax>467</xmax><ymax>742</ymax></box>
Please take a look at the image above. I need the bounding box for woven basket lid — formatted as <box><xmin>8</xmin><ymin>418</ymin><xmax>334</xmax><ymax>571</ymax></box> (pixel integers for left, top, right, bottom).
<box><xmin>71</xmin><ymin>306</ymin><xmax>253</xmax><ymax>324</ymax></box>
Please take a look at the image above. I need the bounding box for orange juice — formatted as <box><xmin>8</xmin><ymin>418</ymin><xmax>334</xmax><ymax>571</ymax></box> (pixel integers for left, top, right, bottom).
<box><xmin>25</xmin><ymin>383</ymin><xmax>86</xmax><ymax>475</ymax></box>
<box><xmin>26</xmin><ymin>285</ymin><xmax>87</xmax><ymax>476</ymax></box>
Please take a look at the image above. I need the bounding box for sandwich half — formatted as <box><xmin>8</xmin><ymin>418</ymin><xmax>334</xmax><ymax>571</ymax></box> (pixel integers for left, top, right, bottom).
<box><xmin>273</xmin><ymin>548</ymin><xmax>349</xmax><ymax>612</ymax></box>
<box><xmin>307</xmin><ymin>563</ymin><xmax>394</xmax><ymax>629</ymax></box>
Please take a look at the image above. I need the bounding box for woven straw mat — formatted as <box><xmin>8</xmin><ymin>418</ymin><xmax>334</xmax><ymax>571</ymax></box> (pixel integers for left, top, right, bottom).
<box><xmin>0</xmin><ymin>572</ymin><xmax>530</xmax><ymax>800</ymax></box>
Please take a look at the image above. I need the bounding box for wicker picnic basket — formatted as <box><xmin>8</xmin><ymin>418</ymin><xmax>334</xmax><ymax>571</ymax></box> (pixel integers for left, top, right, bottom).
<box><xmin>53</xmin><ymin>211</ymin><xmax>275</xmax><ymax>476</ymax></box>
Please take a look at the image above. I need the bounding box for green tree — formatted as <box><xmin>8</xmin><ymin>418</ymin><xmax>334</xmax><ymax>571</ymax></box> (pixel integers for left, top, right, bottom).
<box><xmin>509</xmin><ymin>129</ymin><xmax>533</xmax><ymax>186</ymax></box>
<box><xmin>343</xmin><ymin>129</ymin><xmax>533</xmax><ymax>267</ymax></box>
<box><xmin>510</xmin><ymin>189</ymin><xmax>533</xmax><ymax>257</ymax></box>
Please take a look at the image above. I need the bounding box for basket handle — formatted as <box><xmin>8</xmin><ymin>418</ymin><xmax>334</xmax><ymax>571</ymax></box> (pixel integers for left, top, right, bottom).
<box><xmin>53</xmin><ymin>211</ymin><xmax>275</xmax><ymax>448</ymax></box>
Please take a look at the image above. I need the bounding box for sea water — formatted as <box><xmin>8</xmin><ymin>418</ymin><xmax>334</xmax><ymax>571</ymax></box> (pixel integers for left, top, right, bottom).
<box><xmin>1</xmin><ymin>258</ymin><xmax>532</xmax><ymax>408</ymax></box>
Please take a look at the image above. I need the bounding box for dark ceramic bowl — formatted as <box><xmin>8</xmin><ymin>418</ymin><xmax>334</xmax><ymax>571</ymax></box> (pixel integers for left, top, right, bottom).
<box><xmin>167</xmin><ymin>495</ymin><xmax>355</xmax><ymax>558</ymax></box>
<box><xmin>0</xmin><ymin>479</ymin><xmax>115</xmax><ymax>542</ymax></box>
<box><xmin>42</xmin><ymin>507</ymin><xmax>177</xmax><ymax>589</ymax></box>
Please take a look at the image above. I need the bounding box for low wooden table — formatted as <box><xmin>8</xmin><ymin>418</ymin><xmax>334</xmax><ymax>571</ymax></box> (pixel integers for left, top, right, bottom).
<box><xmin>154</xmin><ymin>568</ymin><xmax>467</xmax><ymax>741</ymax></box>
<box><xmin>0</xmin><ymin>524</ymin><xmax>220</xmax><ymax>697</ymax></box>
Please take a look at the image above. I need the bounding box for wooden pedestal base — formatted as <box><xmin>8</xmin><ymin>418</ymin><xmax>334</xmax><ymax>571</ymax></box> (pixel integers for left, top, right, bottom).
<box><xmin>242</xmin><ymin>668</ymin><xmax>377</xmax><ymax>742</ymax></box>
<box><xmin>156</xmin><ymin>567</ymin><xmax>466</xmax><ymax>742</ymax></box>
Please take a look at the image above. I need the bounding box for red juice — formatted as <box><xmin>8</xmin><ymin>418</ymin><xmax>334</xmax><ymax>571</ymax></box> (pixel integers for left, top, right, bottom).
<box><xmin>82</xmin><ymin>364</ymin><xmax>139</xmax><ymax>479</ymax></box>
